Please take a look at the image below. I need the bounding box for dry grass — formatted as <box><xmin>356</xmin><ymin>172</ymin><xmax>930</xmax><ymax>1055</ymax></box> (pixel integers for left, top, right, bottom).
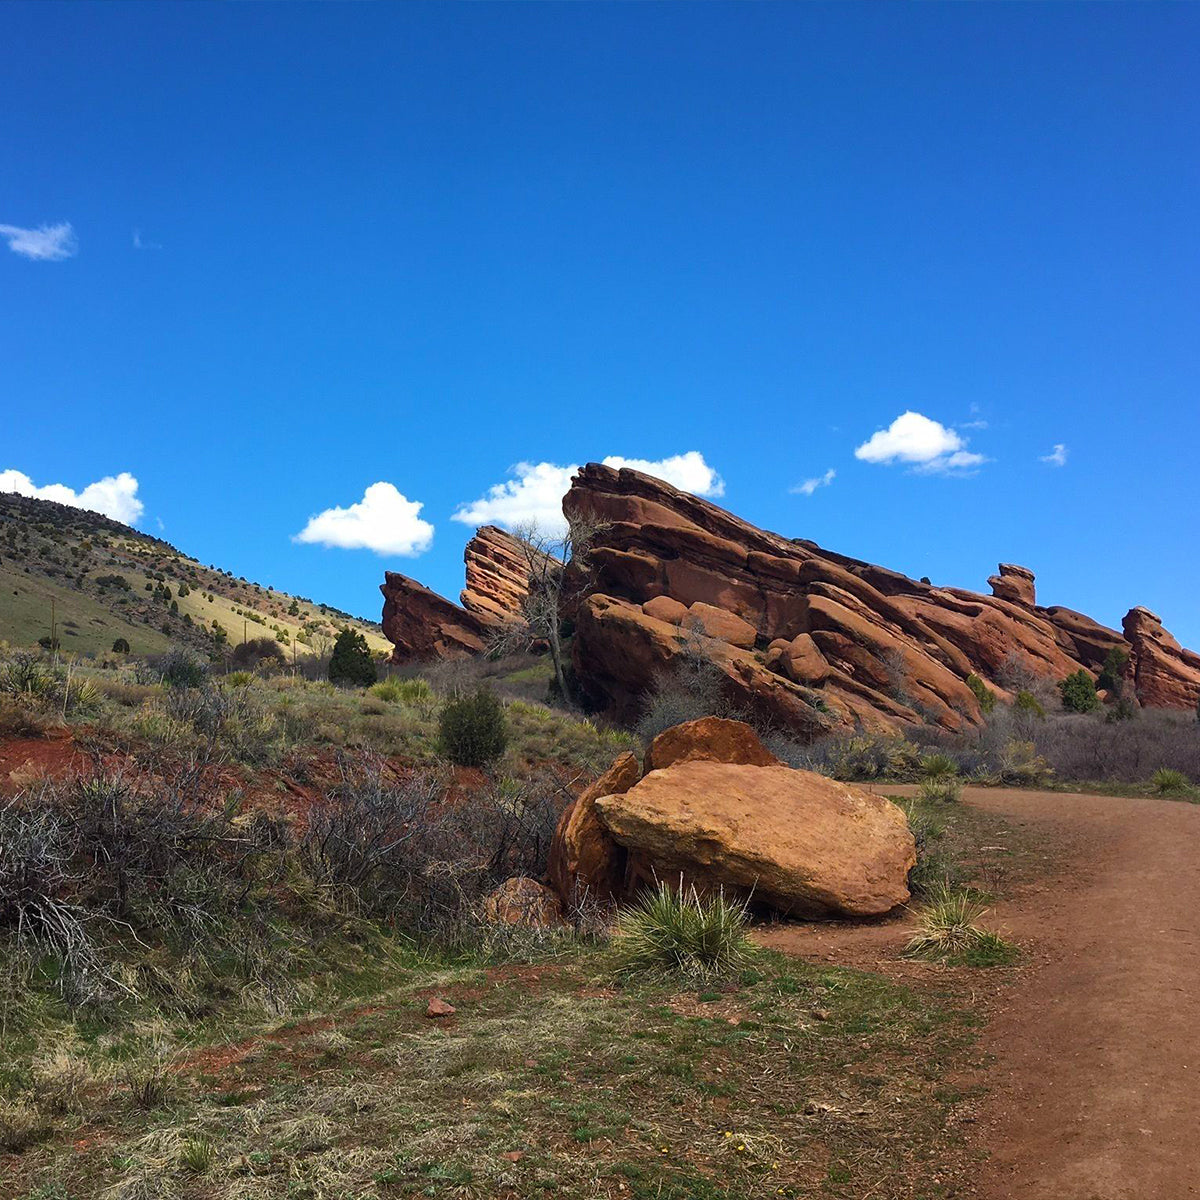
<box><xmin>2</xmin><ymin>946</ymin><xmax>993</xmax><ymax>1200</ymax></box>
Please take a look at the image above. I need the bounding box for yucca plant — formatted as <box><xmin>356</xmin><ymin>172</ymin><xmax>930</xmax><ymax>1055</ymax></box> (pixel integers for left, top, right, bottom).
<box><xmin>612</xmin><ymin>880</ymin><xmax>753</xmax><ymax>979</ymax></box>
<box><xmin>917</xmin><ymin>775</ymin><xmax>962</xmax><ymax>804</ymax></box>
<box><xmin>906</xmin><ymin>884</ymin><xmax>1016</xmax><ymax>966</ymax></box>
<box><xmin>919</xmin><ymin>753</ymin><xmax>957</xmax><ymax>779</ymax></box>
<box><xmin>1151</xmin><ymin>767</ymin><xmax>1191</xmax><ymax>796</ymax></box>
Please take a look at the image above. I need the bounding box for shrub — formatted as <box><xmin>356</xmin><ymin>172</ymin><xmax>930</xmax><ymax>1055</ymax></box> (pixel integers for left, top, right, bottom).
<box><xmin>1097</xmin><ymin>646</ymin><xmax>1130</xmax><ymax>697</ymax></box>
<box><xmin>1059</xmin><ymin>670</ymin><xmax>1100</xmax><ymax>714</ymax></box>
<box><xmin>1151</xmin><ymin>768</ymin><xmax>1191</xmax><ymax>796</ymax></box>
<box><xmin>328</xmin><ymin>629</ymin><xmax>376</xmax><ymax>687</ymax></box>
<box><xmin>0</xmin><ymin>653</ymin><xmax>56</xmax><ymax>700</ymax></box>
<box><xmin>612</xmin><ymin>881</ymin><xmax>752</xmax><ymax>980</ymax></box>
<box><xmin>111</xmin><ymin>637</ymin><xmax>130</xmax><ymax>654</ymax></box>
<box><xmin>966</xmin><ymin>673</ymin><xmax>996</xmax><ymax>714</ymax></box>
<box><xmin>156</xmin><ymin>648</ymin><xmax>208</xmax><ymax>690</ymax></box>
<box><xmin>917</xmin><ymin>775</ymin><xmax>961</xmax><ymax>804</ymax></box>
<box><xmin>1014</xmin><ymin>690</ymin><xmax>1045</xmax><ymax>719</ymax></box>
<box><xmin>905</xmin><ymin>885</ymin><xmax>1017</xmax><ymax>966</ymax></box>
<box><xmin>437</xmin><ymin>688</ymin><xmax>508</xmax><ymax>767</ymax></box>
<box><xmin>230</xmin><ymin>637</ymin><xmax>285</xmax><ymax>671</ymax></box>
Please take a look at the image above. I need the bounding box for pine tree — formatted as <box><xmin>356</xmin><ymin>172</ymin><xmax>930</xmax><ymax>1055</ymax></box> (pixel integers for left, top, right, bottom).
<box><xmin>328</xmin><ymin>628</ymin><xmax>376</xmax><ymax>686</ymax></box>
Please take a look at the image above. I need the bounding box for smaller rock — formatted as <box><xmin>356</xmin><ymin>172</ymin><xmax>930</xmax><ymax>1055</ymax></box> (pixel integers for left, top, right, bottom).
<box><xmin>425</xmin><ymin>997</ymin><xmax>456</xmax><ymax>1018</ymax></box>
<box><xmin>683</xmin><ymin>602</ymin><xmax>757</xmax><ymax>649</ymax></box>
<box><xmin>988</xmin><ymin>563</ymin><xmax>1036</xmax><ymax>606</ymax></box>
<box><xmin>501</xmin><ymin>1151</ymin><xmax>525</xmax><ymax>1163</ymax></box>
<box><xmin>642</xmin><ymin>595</ymin><xmax>688</xmax><ymax>626</ymax></box>
<box><xmin>644</xmin><ymin>716</ymin><xmax>778</xmax><ymax>774</ymax></box>
<box><xmin>483</xmin><ymin>877</ymin><xmax>566</xmax><ymax>928</ymax></box>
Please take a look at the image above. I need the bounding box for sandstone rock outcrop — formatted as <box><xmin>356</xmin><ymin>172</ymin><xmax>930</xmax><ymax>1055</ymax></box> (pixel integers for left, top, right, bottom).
<box><xmin>1123</xmin><ymin>607</ymin><xmax>1200</xmax><ymax>711</ymax></box>
<box><xmin>547</xmin><ymin>719</ymin><xmax>914</xmax><ymax>918</ymax></box>
<box><xmin>460</xmin><ymin>525</ymin><xmax>538</xmax><ymax>625</ymax></box>
<box><xmin>988</xmin><ymin>563</ymin><xmax>1036</xmax><ymax>606</ymax></box>
<box><xmin>561</xmin><ymin>463</ymin><xmax>1191</xmax><ymax>732</ymax></box>
<box><xmin>381</xmin><ymin>572</ymin><xmax>493</xmax><ymax>661</ymax></box>
<box><xmin>383</xmin><ymin>526</ymin><xmax>542</xmax><ymax>664</ymax></box>
<box><xmin>380</xmin><ymin>462</ymin><xmax>1197</xmax><ymax>728</ymax></box>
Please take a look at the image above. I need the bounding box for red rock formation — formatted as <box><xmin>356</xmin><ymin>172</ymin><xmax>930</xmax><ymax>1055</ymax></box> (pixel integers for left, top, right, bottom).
<box><xmin>380</xmin><ymin>572</ymin><xmax>494</xmax><ymax>662</ymax></box>
<box><xmin>382</xmin><ymin>525</ymin><xmax>557</xmax><ymax>665</ymax></box>
<box><xmin>988</xmin><ymin>563</ymin><xmax>1036</xmax><ymax>606</ymax></box>
<box><xmin>562</xmin><ymin>463</ymin><xmax>1192</xmax><ymax>732</ymax></box>
<box><xmin>460</xmin><ymin>525</ymin><xmax>535</xmax><ymax>625</ymax></box>
<box><xmin>1123</xmin><ymin>607</ymin><xmax>1200</xmax><ymax>711</ymax></box>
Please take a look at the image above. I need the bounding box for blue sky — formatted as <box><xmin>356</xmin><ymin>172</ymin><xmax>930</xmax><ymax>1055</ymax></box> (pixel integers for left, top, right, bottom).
<box><xmin>2</xmin><ymin>2</ymin><xmax>1197</xmax><ymax>644</ymax></box>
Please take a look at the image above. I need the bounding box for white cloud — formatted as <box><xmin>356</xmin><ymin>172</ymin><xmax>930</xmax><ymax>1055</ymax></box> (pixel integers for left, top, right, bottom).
<box><xmin>293</xmin><ymin>482</ymin><xmax>434</xmax><ymax>557</ymax></box>
<box><xmin>600</xmin><ymin>452</ymin><xmax>725</xmax><ymax>499</ymax></box>
<box><xmin>132</xmin><ymin>229</ymin><xmax>162</xmax><ymax>251</ymax></box>
<box><xmin>0</xmin><ymin>469</ymin><xmax>143</xmax><ymax>524</ymax></box>
<box><xmin>0</xmin><ymin>222</ymin><xmax>76</xmax><ymax>261</ymax></box>
<box><xmin>452</xmin><ymin>452</ymin><xmax>724</xmax><ymax>536</ymax></box>
<box><xmin>1041</xmin><ymin>443</ymin><xmax>1068</xmax><ymax>467</ymax></box>
<box><xmin>854</xmin><ymin>411</ymin><xmax>987</xmax><ymax>475</ymax></box>
<box><xmin>791</xmin><ymin>468</ymin><xmax>835</xmax><ymax>497</ymax></box>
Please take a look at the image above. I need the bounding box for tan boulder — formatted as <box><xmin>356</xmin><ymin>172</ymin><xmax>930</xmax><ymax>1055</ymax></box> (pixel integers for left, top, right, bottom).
<box><xmin>642</xmin><ymin>595</ymin><xmax>688</xmax><ymax>626</ymax></box>
<box><xmin>482</xmin><ymin>877</ymin><xmax>566</xmax><ymax>928</ymax></box>
<box><xmin>766</xmin><ymin>632</ymin><xmax>830</xmax><ymax>686</ymax></box>
<box><xmin>546</xmin><ymin>751</ymin><xmax>641</xmax><ymax>904</ymax></box>
<box><xmin>644</xmin><ymin>716</ymin><xmax>778</xmax><ymax>773</ymax></box>
<box><xmin>683</xmin><ymin>601</ymin><xmax>757</xmax><ymax>649</ymax></box>
<box><xmin>595</xmin><ymin>760</ymin><xmax>915</xmax><ymax>917</ymax></box>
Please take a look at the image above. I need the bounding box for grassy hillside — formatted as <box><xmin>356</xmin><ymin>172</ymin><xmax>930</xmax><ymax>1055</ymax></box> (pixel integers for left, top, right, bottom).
<box><xmin>0</xmin><ymin>492</ymin><xmax>391</xmax><ymax>660</ymax></box>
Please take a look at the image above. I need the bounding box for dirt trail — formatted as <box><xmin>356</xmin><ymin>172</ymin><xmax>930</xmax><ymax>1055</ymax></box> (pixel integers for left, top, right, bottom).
<box><xmin>959</xmin><ymin>787</ymin><xmax>1200</xmax><ymax>1199</ymax></box>
<box><xmin>765</xmin><ymin>786</ymin><xmax>1200</xmax><ymax>1199</ymax></box>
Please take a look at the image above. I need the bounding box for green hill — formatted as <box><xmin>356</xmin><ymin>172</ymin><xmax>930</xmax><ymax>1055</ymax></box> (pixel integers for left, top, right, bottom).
<box><xmin>0</xmin><ymin>491</ymin><xmax>390</xmax><ymax>660</ymax></box>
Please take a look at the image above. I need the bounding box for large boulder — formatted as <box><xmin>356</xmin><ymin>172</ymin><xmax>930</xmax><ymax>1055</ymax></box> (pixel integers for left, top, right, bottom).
<box><xmin>595</xmin><ymin>760</ymin><xmax>915</xmax><ymax>918</ymax></box>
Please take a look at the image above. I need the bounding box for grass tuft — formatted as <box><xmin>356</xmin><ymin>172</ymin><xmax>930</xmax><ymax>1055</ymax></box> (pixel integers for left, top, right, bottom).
<box><xmin>1151</xmin><ymin>767</ymin><xmax>1191</xmax><ymax>796</ymax></box>
<box><xmin>612</xmin><ymin>880</ymin><xmax>753</xmax><ymax>981</ymax></box>
<box><xmin>906</xmin><ymin>885</ymin><xmax>1017</xmax><ymax>967</ymax></box>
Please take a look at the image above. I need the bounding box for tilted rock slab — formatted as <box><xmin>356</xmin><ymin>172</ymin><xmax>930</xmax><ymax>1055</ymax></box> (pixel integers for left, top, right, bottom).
<box><xmin>594</xmin><ymin>759</ymin><xmax>916</xmax><ymax>918</ymax></box>
<box><xmin>561</xmin><ymin>462</ymin><xmax>1196</xmax><ymax>732</ymax></box>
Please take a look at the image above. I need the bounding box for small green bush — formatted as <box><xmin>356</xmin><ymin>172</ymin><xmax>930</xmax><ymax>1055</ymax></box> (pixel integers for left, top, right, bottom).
<box><xmin>437</xmin><ymin>688</ymin><xmax>508</xmax><ymax>767</ymax></box>
<box><xmin>1150</xmin><ymin>767</ymin><xmax>1190</xmax><ymax>796</ymax></box>
<box><xmin>1097</xmin><ymin>646</ymin><xmax>1129</xmax><ymax>696</ymax></box>
<box><xmin>966</xmin><ymin>673</ymin><xmax>996</xmax><ymax>714</ymax></box>
<box><xmin>328</xmin><ymin>629</ymin><xmax>376</xmax><ymax>687</ymax></box>
<box><xmin>1014</xmin><ymin>690</ymin><xmax>1045</xmax><ymax>719</ymax></box>
<box><xmin>1059</xmin><ymin>670</ymin><xmax>1100</xmax><ymax>714</ymax></box>
<box><xmin>111</xmin><ymin>637</ymin><xmax>131</xmax><ymax>654</ymax></box>
<box><xmin>158</xmin><ymin>648</ymin><xmax>208</xmax><ymax>689</ymax></box>
<box><xmin>613</xmin><ymin>882</ymin><xmax>752</xmax><ymax>980</ymax></box>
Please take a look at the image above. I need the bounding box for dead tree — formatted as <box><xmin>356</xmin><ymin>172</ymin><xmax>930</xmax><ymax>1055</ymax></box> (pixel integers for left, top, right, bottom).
<box><xmin>489</xmin><ymin>514</ymin><xmax>607</xmax><ymax>706</ymax></box>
